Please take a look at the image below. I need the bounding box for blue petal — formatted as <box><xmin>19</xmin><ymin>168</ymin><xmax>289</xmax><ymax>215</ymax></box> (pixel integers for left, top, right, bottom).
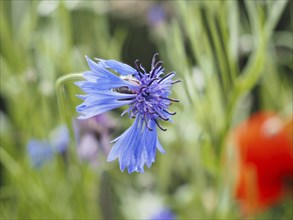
<box><xmin>82</xmin><ymin>71</ymin><xmax>98</xmax><ymax>82</ymax></box>
<box><xmin>142</xmin><ymin>120</ymin><xmax>157</xmax><ymax>167</ymax></box>
<box><xmin>75</xmin><ymin>81</ymin><xmax>135</xmax><ymax>98</ymax></box>
<box><xmin>75</xmin><ymin>77</ymin><xmax>137</xmax><ymax>119</ymax></box>
<box><xmin>95</xmin><ymin>58</ymin><xmax>137</xmax><ymax>75</ymax></box>
<box><xmin>107</xmin><ymin>118</ymin><xmax>139</xmax><ymax>162</ymax></box>
<box><xmin>156</xmin><ymin>137</ymin><xmax>165</xmax><ymax>154</ymax></box>
<box><xmin>84</xmin><ymin>57</ymin><xmax>137</xmax><ymax>90</ymax></box>
<box><xmin>107</xmin><ymin>116</ymin><xmax>165</xmax><ymax>173</ymax></box>
<box><xmin>76</xmin><ymin>97</ymin><xmax>135</xmax><ymax>119</ymax></box>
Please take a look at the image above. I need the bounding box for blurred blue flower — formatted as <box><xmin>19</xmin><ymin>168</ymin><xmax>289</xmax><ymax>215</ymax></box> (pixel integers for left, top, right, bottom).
<box><xmin>50</xmin><ymin>124</ymin><xmax>70</xmax><ymax>153</ymax></box>
<box><xmin>27</xmin><ymin>139</ymin><xmax>53</xmax><ymax>168</ymax></box>
<box><xmin>27</xmin><ymin>124</ymin><xmax>70</xmax><ymax>168</ymax></box>
<box><xmin>76</xmin><ymin>54</ymin><xmax>180</xmax><ymax>173</ymax></box>
<box><xmin>149</xmin><ymin>208</ymin><xmax>176</xmax><ymax>220</ymax></box>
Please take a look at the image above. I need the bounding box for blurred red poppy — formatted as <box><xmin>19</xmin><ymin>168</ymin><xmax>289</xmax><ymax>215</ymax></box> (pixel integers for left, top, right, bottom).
<box><xmin>232</xmin><ymin>112</ymin><xmax>293</xmax><ymax>215</ymax></box>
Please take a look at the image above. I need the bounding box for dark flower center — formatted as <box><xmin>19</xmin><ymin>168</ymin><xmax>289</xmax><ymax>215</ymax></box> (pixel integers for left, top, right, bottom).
<box><xmin>115</xmin><ymin>53</ymin><xmax>181</xmax><ymax>132</ymax></box>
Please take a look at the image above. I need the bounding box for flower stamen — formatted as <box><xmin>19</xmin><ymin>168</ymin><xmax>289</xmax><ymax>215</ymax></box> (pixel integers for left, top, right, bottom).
<box><xmin>171</xmin><ymin>80</ymin><xmax>182</xmax><ymax>84</ymax></box>
<box><xmin>150</xmin><ymin>61</ymin><xmax>163</xmax><ymax>78</ymax></box>
<box><xmin>158</xmin><ymin>71</ymin><xmax>175</xmax><ymax>83</ymax></box>
<box><xmin>139</xmin><ymin>64</ymin><xmax>147</xmax><ymax>74</ymax></box>
<box><xmin>151</xmin><ymin>53</ymin><xmax>159</xmax><ymax>68</ymax></box>
<box><xmin>154</xmin><ymin>119</ymin><xmax>167</xmax><ymax>131</ymax></box>
<box><xmin>147</xmin><ymin>78</ymin><xmax>158</xmax><ymax>86</ymax></box>
<box><xmin>163</xmin><ymin>109</ymin><xmax>176</xmax><ymax>115</ymax></box>
<box><xmin>134</xmin><ymin>59</ymin><xmax>143</xmax><ymax>78</ymax></box>
<box><xmin>159</xmin><ymin>96</ymin><xmax>180</xmax><ymax>103</ymax></box>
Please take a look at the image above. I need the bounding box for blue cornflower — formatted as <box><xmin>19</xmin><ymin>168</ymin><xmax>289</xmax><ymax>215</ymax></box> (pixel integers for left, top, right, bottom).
<box><xmin>75</xmin><ymin>53</ymin><xmax>180</xmax><ymax>173</ymax></box>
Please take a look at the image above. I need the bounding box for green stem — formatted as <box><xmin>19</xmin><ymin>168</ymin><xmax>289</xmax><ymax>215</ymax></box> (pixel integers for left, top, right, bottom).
<box><xmin>208</xmin><ymin>13</ymin><xmax>230</xmax><ymax>97</ymax></box>
<box><xmin>55</xmin><ymin>73</ymin><xmax>84</xmax><ymax>166</ymax></box>
<box><xmin>220</xmin><ymin>2</ymin><xmax>239</xmax><ymax>85</ymax></box>
<box><xmin>55</xmin><ymin>73</ymin><xmax>83</xmax><ymax>131</ymax></box>
<box><xmin>218</xmin><ymin>34</ymin><xmax>266</xmax><ymax>157</ymax></box>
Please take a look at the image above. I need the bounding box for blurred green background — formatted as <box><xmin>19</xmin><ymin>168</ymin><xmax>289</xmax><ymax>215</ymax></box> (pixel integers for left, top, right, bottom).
<box><xmin>0</xmin><ymin>0</ymin><xmax>292</xmax><ymax>219</ymax></box>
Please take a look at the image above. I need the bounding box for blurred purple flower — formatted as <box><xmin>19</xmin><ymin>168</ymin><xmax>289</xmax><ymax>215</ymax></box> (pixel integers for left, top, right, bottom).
<box><xmin>149</xmin><ymin>208</ymin><xmax>176</xmax><ymax>220</ymax></box>
<box><xmin>75</xmin><ymin>114</ymin><xmax>115</xmax><ymax>136</ymax></box>
<box><xmin>74</xmin><ymin>113</ymin><xmax>115</xmax><ymax>166</ymax></box>
<box><xmin>77</xmin><ymin>133</ymin><xmax>100</xmax><ymax>166</ymax></box>
<box><xmin>27</xmin><ymin>139</ymin><xmax>53</xmax><ymax>168</ymax></box>
<box><xmin>147</xmin><ymin>4</ymin><xmax>166</xmax><ymax>27</ymax></box>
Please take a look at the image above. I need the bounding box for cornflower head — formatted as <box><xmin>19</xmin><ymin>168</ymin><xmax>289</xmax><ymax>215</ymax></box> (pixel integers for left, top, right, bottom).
<box><xmin>75</xmin><ymin>53</ymin><xmax>180</xmax><ymax>173</ymax></box>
